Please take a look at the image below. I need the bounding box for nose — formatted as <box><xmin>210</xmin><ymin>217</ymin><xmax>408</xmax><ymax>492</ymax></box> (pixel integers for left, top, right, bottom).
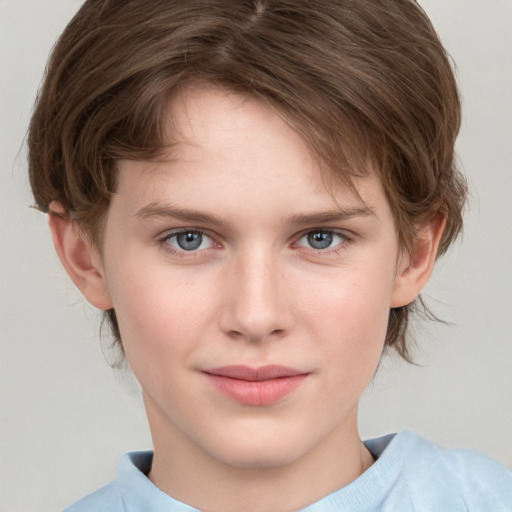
<box><xmin>218</xmin><ymin>248</ymin><xmax>295</xmax><ymax>343</ymax></box>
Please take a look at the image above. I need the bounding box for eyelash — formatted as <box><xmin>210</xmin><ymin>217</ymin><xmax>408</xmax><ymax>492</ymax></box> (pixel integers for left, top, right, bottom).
<box><xmin>158</xmin><ymin>228</ymin><xmax>352</xmax><ymax>259</ymax></box>
<box><xmin>295</xmin><ymin>230</ymin><xmax>350</xmax><ymax>255</ymax></box>
<box><xmin>158</xmin><ymin>229</ymin><xmax>215</xmax><ymax>259</ymax></box>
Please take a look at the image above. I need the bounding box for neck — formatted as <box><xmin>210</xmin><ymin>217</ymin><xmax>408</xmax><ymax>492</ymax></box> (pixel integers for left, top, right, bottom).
<box><xmin>147</xmin><ymin>406</ymin><xmax>373</xmax><ymax>512</ymax></box>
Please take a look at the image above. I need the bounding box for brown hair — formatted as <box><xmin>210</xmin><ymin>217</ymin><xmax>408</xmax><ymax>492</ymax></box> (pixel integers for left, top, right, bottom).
<box><xmin>28</xmin><ymin>0</ymin><xmax>467</xmax><ymax>361</ymax></box>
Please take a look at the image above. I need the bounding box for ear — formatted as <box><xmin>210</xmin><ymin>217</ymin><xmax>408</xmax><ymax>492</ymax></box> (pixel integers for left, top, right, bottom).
<box><xmin>48</xmin><ymin>202</ymin><xmax>113</xmax><ymax>310</ymax></box>
<box><xmin>390</xmin><ymin>214</ymin><xmax>446</xmax><ymax>308</ymax></box>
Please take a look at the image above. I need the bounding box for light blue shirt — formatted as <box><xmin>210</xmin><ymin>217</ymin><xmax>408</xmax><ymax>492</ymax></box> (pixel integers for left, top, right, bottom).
<box><xmin>64</xmin><ymin>430</ymin><xmax>512</xmax><ymax>511</ymax></box>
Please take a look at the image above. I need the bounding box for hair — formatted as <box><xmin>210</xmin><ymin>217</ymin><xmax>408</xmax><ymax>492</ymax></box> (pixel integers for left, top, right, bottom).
<box><xmin>28</xmin><ymin>0</ymin><xmax>467</xmax><ymax>362</ymax></box>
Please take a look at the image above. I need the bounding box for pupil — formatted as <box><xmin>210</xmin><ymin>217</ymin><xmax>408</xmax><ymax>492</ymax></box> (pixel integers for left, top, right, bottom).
<box><xmin>177</xmin><ymin>232</ymin><xmax>202</xmax><ymax>250</ymax></box>
<box><xmin>307</xmin><ymin>231</ymin><xmax>332</xmax><ymax>249</ymax></box>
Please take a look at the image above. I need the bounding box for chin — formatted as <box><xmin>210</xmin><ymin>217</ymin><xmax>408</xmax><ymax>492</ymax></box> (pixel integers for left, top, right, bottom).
<box><xmin>205</xmin><ymin>426</ymin><xmax>314</xmax><ymax>470</ymax></box>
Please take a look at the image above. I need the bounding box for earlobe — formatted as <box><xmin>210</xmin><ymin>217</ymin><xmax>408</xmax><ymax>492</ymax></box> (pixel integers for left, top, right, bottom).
<box><xmin>48</xmin><ymin>202</ymin><xmax>113</xmax><ymax>310</ymax></box>
<box><xmin>390</xmin><ymin>214</ymin><xmax>446</xmax><ymax>308</ymax></box>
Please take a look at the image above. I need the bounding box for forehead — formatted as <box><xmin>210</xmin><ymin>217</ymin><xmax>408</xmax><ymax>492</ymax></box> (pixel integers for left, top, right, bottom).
<box><xmin>112</xmin><ymin>84</ymin><xmax>390</xmax><ymax>226</ymax></box>
<box><xmin>166</xmin><ymin>84</ymin><xmax>317</xmax><ymax>176</ymax></box>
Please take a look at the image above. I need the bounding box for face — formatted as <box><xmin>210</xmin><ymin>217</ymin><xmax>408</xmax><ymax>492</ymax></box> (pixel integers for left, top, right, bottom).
<box><xmin>97</xmin><ymin>85</ymin><xmax>410</xmax><ymax>470</ymax></box>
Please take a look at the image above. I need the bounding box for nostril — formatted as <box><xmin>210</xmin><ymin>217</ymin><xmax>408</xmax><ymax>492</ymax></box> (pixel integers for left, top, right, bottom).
<box><xmin>226</xmin><ymin>327</ymin><xmax>288</xmax><ymax>344</ymax></box>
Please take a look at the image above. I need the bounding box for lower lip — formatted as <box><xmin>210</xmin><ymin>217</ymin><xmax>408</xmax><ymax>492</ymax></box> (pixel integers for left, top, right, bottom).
<box><xmin>204</xmin><ymin>374</ymin><xmax>308</xmax><ymax>406</ymax></box>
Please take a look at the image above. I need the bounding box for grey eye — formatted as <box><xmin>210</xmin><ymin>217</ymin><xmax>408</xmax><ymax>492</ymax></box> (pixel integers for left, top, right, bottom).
<box><xmin>174</xmin><ymin>231</ymin><xmax>205</xmax><ymax>251</ymax></box>
<box><xmin>297</xmin><ymin>230</ymin><xmax>347</xmax><ymax>251</ymax></box>
<box><xmin>162</xmin><ymin>230</ymin><xmax>214</xmax><ymax>254</ymax></box>
<box><xmin>307</xmin><ymin>231</ymin><xmax>334</xmax><ymax>249</ymax></box>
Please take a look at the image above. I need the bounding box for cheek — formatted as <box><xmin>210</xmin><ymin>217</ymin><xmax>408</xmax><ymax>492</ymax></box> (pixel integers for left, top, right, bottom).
<box><xmin>300</xmin><ymin>264</ymin><xmax>394</xmax><ymax>379</ymax></box>
<box><xmin>304</xmin><ymin>263</ymin><xmax>393</xmax><ymax>334</ymax></box>
<box><xmin>105</xmin><ymin>260</ymin><xmax>218</xmax><ymax>371</ymax></box>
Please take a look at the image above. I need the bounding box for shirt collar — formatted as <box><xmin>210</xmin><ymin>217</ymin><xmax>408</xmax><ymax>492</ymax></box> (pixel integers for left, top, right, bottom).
<box><xmin>114</xmin><ymin>432</ymin><xmax>409</xmax><ymax>511</ymax></box>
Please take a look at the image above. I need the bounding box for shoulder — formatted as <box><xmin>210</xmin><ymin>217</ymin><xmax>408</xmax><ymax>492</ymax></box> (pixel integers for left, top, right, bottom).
<box><xmin>62</xmin><ymin>451</ymin><xmax>154</xmax><ymax>512</ymax></box>
<box><xmin>436</xmin><ymin>444</ymin><xmax>512</xmax><ymax>508</ymax></box>
<box><xmin>63</xmin><ymin>481</ymin><xmax>124</xmax><ymax>512</ymax></box>
<box><xmin>390</xmin><ymin>430</ymin><xmax>512</xmax><ymax>510</ymax></box>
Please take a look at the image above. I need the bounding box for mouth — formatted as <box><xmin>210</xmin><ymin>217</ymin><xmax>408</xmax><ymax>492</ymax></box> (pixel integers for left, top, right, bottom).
<box><xmin>202</xmin><ymin>365</ymin><xmax>309</xmax><ymax>406</ymax></box>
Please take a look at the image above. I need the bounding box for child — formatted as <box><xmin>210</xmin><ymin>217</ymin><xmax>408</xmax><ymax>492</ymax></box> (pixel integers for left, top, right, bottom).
<box><xmin>27</xmin><ymin>0</ymin><xmax>511</xmax><ymax>510</ymax></box>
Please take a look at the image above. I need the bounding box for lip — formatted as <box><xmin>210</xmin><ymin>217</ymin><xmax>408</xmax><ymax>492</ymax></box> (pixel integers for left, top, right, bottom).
<box><xmin>202</xmin><ymin>365</ymin><xmax>309</xmax><ymax>406</ymax></box>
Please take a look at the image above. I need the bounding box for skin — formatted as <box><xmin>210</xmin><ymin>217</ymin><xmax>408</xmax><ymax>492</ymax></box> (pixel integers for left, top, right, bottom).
<box><xmin>49</xmin><ymin>85</ymin><xmax>444</xmax><ymax>512</ymax></box>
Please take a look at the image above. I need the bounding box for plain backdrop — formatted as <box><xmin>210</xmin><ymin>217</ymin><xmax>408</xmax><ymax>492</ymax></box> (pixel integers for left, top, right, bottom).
<box><xmin>1</xmin><ymin>1</ymin><xmax>511</xmax><ymax>511</ymax></box>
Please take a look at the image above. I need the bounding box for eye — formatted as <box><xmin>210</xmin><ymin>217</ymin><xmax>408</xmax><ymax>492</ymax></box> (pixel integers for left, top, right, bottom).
<box><xmin>297</xmin><ymin>230</ymin><xmax>347</xmax><ymax>250</ymax></box>
<box><xmin>163</xmin><ymin>230</ymin><xmax>214</xmax><ymax>252</ymax></box>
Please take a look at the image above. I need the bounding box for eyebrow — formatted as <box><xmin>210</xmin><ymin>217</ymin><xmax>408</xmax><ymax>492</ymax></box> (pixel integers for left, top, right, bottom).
<box><xmin>134</xmin><ymin>202</ymin><xmax>375</xmax><ymax>227</ymax></box>
<box><xmin>286</xmin><ymin>206</ymin><xmax>375</xmax><ymax>226</ymax></box>
<box><xmin>134</xmin><ymin>202</ymin><xmax>228</xmax><ymax>226</ymax></box>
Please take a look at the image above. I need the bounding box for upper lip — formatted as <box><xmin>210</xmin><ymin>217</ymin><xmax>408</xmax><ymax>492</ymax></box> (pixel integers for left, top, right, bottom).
<box><xmin>203</xmin><ymin>365</ymin><xmax>308</xmax><ymax>381</ymax></box>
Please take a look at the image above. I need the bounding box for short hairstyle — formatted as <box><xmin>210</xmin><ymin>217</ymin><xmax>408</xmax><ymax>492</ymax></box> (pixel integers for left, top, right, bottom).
<box><xmin>28</xmin><ymin>0</ymin><xmax>467</xmax><ymax>361</ymax></box>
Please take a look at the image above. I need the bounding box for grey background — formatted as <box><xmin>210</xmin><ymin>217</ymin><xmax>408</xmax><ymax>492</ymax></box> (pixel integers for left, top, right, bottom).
<box><xmin>1</xmin><ymin>1</ymin><xmax>511</xmax><ymax>510</ymax></box>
